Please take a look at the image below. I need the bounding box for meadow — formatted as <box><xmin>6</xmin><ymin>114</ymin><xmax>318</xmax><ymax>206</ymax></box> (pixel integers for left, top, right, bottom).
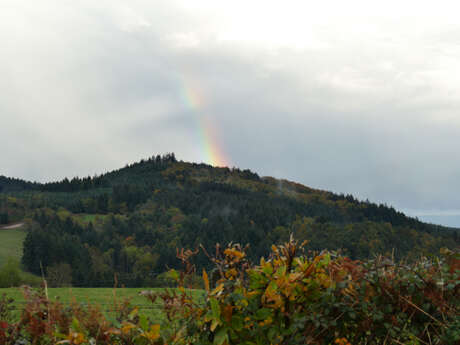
<box><xmin>0</xmin><ymin>226</ymin><xmax>26</xmax><ymax>266</ymax></box>
<box><xmin>0</xmin><ymin>287</ymin><xmax>205</xmax><ymax>321</ymax></box>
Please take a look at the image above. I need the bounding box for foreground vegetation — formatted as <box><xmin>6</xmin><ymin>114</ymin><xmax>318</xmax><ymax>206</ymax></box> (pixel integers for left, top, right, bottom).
<box><xmin>1</xmin><ymin>239</ymin><xmax>458</xmax><ymax>345</ymax></box>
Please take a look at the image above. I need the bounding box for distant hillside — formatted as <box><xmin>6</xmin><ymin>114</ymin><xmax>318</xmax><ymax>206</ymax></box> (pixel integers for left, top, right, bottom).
<box><xmin>1</xmin><ymin>153</ymin><xmax>459</xmax><ymax>287</ymax></box>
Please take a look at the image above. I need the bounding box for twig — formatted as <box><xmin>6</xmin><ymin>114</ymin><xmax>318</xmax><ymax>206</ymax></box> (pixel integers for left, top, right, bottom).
<box><xmin>40</xmin><ymin>261</ymin><xmax>52</xmax><ymax>341</ymax></box>
<box><xmin>399</xmin><ymin>295</ymin><xmax>446</xmax><ymax>327</ymax></box>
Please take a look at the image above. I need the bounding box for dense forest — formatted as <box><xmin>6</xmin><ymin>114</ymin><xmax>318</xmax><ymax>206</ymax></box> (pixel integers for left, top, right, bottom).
<box><xmin>1</xmin><ymin>153</ymin><xmax>459</xmax><ymax>287</ymax></box>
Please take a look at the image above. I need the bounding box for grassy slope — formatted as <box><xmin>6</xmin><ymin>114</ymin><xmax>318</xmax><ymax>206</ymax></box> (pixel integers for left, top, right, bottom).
<box><xmin>0</xmin><ymin>224</ymin><xmax>44</xmax><ymax>286</ymax></box>
<box><xmin>0</xmin><ymin>226</ymin><xmax>26</xmax><ymax>266</ymax></box>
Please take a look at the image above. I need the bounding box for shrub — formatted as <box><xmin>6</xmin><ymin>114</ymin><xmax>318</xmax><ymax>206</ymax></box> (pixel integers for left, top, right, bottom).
<box><xmin>0</xmin><ymin>287</ymin><xmax>163</xmax><ymax>345</ymax></box>
<box><xmin>0</xmin><ymin>259</ymin><xmax>22</xmax><ymax>288</ymax></box>
<box><xmin>0</xmin><ymin>294</ymin><xmax>14</xmax><ymax>322</ymax></box>
<box><xmin>0</xmin><ymin>259</ymin><xmax>41</xmax><ymax>288</ymax></box>
<box><xmin>46</xmin><ymin>263</ymin><xmax>72</xmax><ymax>287</ymax></box>
<box><xmin>159</xmin><ymin>239</ymin><xmax>460</xmax><ymax>345</ymax></box>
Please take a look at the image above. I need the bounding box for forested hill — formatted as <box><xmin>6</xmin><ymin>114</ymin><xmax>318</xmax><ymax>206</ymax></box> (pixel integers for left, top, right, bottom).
<box><xmin>1</xmin><ymin>153</ymin><xmax>459</xmax><ymax>287</ymax></box>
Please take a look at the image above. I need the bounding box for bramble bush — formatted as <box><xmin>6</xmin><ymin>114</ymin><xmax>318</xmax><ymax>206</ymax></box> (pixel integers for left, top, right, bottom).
<box><xmin>0</xmin><ymin>237</ymin><xmax>458</xmax><ymax>344</ymax></box>
<box><xmin>164</xmin><ymin>238</ymin><xmax>459</xmax><ymax>345</ymax></box>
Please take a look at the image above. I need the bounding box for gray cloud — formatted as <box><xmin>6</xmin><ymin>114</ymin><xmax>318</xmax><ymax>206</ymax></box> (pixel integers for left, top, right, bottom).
<box><xmin>1</xmin><ymin>1</ymin><xmax>460</xmax><ymax>224</ymax></box>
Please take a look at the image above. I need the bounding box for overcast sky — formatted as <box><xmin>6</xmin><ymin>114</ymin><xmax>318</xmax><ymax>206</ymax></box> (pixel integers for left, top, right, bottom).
<box><xmin>1</xmin><ymin>0</ymin><xmax>460</xmax><ymax>226</ymax></box>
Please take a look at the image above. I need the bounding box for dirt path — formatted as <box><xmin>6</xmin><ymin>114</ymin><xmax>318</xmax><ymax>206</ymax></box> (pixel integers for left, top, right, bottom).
<box><xmin>0</xmin><ymin>222</ymin><xmax>25</xmax><ymax>230</ymax></box>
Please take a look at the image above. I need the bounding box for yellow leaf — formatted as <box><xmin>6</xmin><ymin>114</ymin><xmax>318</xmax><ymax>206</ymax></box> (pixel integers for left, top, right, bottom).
<box><xmin>211</xmin><ymin>319</ymin><xmax>219</xmax><ymax>332</ymax></box>
<box><xmin>288</xmin><ymin>272</ymin><xmax>302</xmax><ymax>283</ymax></box>
<box><xmin>128</xmin><ymin>307</ymin><xmax>139</xmax><ymax>319</ymax></box>
<box><xmin>67</xmin><ymin>332</ymin><xmax>86</xmax><ymax>345</ymax></box>
<box><xmin>245</xmin><ymin>291</ymin><xmax>260</xmax><ymax>298</ymax></box>
<box><xmin>225</xmin><ymin>268</ymin><xmax>238</xmax><ymax>279</ymax></box>
<box><xmin>121</xmin><ymin>322</ymin><xmax>136</xmax><ymax>335</ymax></box>
<box><xmin>203</xmin><ymin>269</ymin><xmax>210</xmax><ymax>292</ymax></box>
<box><xmin>211</xmin><ymin>283</ymin><xmax>224</xmax><ymax>296</ymax></box>
<box><xmin>104</xmin><ymin>328</ymin><xmax>121</xmax><ymax>336</ymax></box>
<box><xmin>224</xmin><ymin>248</ymin><xmax>245</xmax><ymax>259</ymax></box>
<box><xmin>142</xmin><ymin>324</ymin><xmax>161</xmax><ymax>341</ymax></box>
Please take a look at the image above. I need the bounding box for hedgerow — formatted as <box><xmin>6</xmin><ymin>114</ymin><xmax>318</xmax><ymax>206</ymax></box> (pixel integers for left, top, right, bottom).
<box><xmin>0</xmin><ymin>238</ymin><xmax>459</xmax><ymax>344</ymax></box>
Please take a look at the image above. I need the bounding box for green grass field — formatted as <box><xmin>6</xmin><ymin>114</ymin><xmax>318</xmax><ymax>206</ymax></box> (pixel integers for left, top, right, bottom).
<box><xmin>0</xmin><ymin>287</ymin><xmax>205</xmax><ymax>321</ymax></box>
<box><xmin>0</xmin><ymin>226</ymin><xmax>27</xmax><ymax>266</ymax></box>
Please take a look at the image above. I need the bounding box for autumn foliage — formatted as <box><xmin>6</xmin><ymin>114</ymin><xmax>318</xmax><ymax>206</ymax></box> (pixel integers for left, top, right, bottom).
<box><xmin>0</xmin><ymin>238</ymin><xmax>459</xmax><ymax>344</ymax></box>
<box><xmin>173</xmin><ymin>239</ymin><xmax>459</xmax><ymax>345</ymax></box>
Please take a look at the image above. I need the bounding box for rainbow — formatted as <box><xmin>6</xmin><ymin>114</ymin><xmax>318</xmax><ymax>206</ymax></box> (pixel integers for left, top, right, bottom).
<box><xmin>178</xmin><ymin>75</ymin><xmax>230</xmax><ymax>167</ymax></box>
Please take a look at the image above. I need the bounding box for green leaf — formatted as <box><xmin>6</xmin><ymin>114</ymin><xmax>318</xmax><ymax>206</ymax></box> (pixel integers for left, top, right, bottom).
<box><xmin>128</xmin><ymin>307</ymin><xmax>138</xmax><ymax>320</ymax></box>
<box><xmin>262</xmin><ymin>265</ymin><xmax>273</xmax><ymax>275</ymax></box>
<box><xmin>254</xmin><ymin>308</ymin><xmax>272</xmax><ymax>320</ymax></box>
<box><xmin>166</xmin><ymin>269</ymin><xmax>179</xmax><ymax>281</ymax></box>
<box><xmin>211</xmin><ymin>319</ymin><xmax>220</xmax><ymax>332</ymax></box>
<box><xmin>71</xmin><ymin>317</ymin><xmax>81</xmax><ymax>332</ymax></box>
<box><xmin>267</xmin><ymin>327</ymin><xmax>277</xmax><ymax>341</ymax></box>
<box><xmin>139</xmin><ymin>314</ymin><xmax>148</xmax><ymax>331</ymax></box>
<box><xmin>105</xmin><ymin>316</ymin><xmax>121</xmax><ymax>328</ymax></box>
<box><xmin>323</xmin><ymin>253</ymin><xmax>331</xmax><ymax>265</ymax></box>
<box><xmin>210</xmin><ymin>298</ymin><xmax>221</xmax><ymax>319</ymax></box>
<box><xmin>213</xmin><ymin>327</ymin><xmax>229</xmax><ymax>345</ymax></box>
<box><xmin>231</xmin><ymin>315</ymin><xmax>244</xmax><ymax>331</ymax></box>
